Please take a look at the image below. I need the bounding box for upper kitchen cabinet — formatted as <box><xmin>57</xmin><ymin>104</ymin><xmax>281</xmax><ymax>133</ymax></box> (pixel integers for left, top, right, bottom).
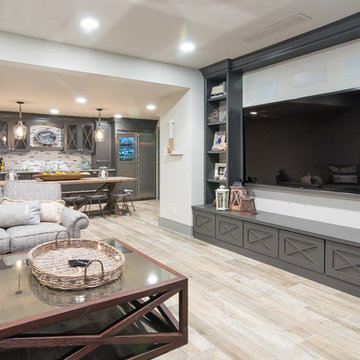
<box><xmin>81</xmin><ymin>123</ymin><xmax>94</xmax><ymax>154</ymax></box>
<box><xmin>64</xmin><ymin>122</ymin><xmax>94</xmax><ymax>154</ymax></box>
<box><xmin>0</xmin><ymin>119</ymin><xmax>9</xmax><ymax>153</ymax></box>
<box><xmin>92</xmin><ymin>121</ymin><xmax>112</xmax><ymax>167</ymax></box>
<box><xmin>0</xmin><ymin>113</ymin><xmax>29</xmax><ymax>153</ymax></box>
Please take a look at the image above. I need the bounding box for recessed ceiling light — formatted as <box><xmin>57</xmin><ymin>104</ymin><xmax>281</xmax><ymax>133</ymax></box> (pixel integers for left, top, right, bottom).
<box><xmin>75</xmin><ymin>97</ymin><xmax>87</xmax><ymax>104</ymax></box>
<box><xmin>50</xmin><ymin>108</ymin><xmax>59</xmax><ymax>114</ymax></box>
<box><xmin>146</xmin><ymin>104</ymin><xmax>156</xmax><ymax>110</ymax></box>
<box><xmin>250</xmin><ymin>111</ymin><xmax>258</xmax><ymax>115</ymax></box>
<box><xmin>80</xmin><ymin>17</ymin><xmax>99</xmax><ymax>30</ymax></box>
<box><xmin>179</xmin><ymin>42</ymin><xmax>195</xmax><ymax>53</ymax></box>
<box><xmin>114</xmin><ymin>113</ymin><xmax>122</xmax><ymax>119</ymax></box>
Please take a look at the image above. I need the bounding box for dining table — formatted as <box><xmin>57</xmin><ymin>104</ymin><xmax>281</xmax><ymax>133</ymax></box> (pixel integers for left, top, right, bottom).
<box><xmin>58</xmin><ymin>176</ymin><xmax>137</xmax><ymax>212</ymax></box>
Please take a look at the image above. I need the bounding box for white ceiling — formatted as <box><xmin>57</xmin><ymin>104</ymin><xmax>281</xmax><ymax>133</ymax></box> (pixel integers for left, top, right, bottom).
<box><xmin>0</xmin><ymin>0</ymin><xmax>359</xmax><ymax>68</ymax></box>
<box><xmin>0</xmin><ymin>60</ymin><xmax>186</xmax><ymax>119</ymax></box>
<box><xmin>0</xmin><ymin>0</ymin><xmax>359</xmax><ymax>119</ymax></box>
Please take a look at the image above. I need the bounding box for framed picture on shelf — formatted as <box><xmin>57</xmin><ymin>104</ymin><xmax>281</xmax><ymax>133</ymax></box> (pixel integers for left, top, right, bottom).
<box><xmin>212</xmin><ymin>131</ymin><xmax>226</xmax><ymax>150</ymax></box>
<box><xmin>214</xmin><ymin>163</ymin><xmax>227</xmax><ymax>181</ymax></box>
<box><xmin>210</xmin><ymin>81</ymin><xmax>227</xmax><ymax>99</ymax></box>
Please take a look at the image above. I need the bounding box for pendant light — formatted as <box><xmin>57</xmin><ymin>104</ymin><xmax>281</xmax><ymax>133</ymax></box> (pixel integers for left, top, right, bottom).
<box><xmin>14</xmin><ymin>101</ymin><xmax>27</xmax><ymax>140</ymax></box>
<box><xmin>94</xmin><ymin>108</ymin><xmax>105</xmax><ymax>142</ymax></box>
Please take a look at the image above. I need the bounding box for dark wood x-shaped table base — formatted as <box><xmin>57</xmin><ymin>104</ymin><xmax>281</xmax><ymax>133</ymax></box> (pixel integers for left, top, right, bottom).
<box><xmin>0</xmin><ymin>239</ymin><xmax>188</xmax><ymax>360</ymax></box>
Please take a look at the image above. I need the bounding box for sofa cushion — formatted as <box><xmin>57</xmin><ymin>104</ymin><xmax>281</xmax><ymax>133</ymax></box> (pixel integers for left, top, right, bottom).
<box><xmin>7</xmin><ymin>222</ymin><xmax>68</xmax><ymax>253</ymax></box>
<box><xmin>0</xmin><ymin>202</ymin><xmax>41</xmax><ymax>228</ymax></box>
<box><xmin>0</xmin><ymin>228</ymin><xmax>10</xmax><ymax>254</ymax></box>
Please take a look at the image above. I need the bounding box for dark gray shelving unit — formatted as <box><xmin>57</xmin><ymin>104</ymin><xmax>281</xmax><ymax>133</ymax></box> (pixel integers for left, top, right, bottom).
<box><xmin>201</xmin><ymin>60</ymin><xmax>243</xmax><ymax>204</ymax></box>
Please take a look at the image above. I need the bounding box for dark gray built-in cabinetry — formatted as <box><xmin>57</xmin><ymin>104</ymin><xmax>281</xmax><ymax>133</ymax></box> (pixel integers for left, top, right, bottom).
<box><xmin>193</xmin><ymin>15</ymin><xmax>360</xmax><ymax>297</ymax></box>
<box><xmin>201</xmin><ymin>61</ymin><xmax>243</xmax><ymax>204</ymax></box>
<box><xmin>193</xmin><ymin>205</ymin><xmax>360</xmax><ymax>297</ymax></box>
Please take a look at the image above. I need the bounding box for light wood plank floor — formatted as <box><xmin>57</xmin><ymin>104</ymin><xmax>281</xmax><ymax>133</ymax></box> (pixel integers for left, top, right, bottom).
<box><xmin>83</xmin><ymin>200</ymin><xmax>360</xmax><ymax>360</ymax></box>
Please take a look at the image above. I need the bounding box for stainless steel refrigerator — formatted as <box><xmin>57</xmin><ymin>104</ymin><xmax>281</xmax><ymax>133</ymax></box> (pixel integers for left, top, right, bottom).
<box><xmin>115</xmin><ymin>130</ymin><xmax>156</xmax><ymax>199</ymax></box>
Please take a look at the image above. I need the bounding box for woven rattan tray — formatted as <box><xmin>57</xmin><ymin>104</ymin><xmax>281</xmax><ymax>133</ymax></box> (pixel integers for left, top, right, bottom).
<box><xmin>28</xmin><ymin>272</ymin><xmax>124</xmax><ymax>307</ymax></box>
<box><xmin>28</xmin><ymin>231</ymin><xmax>125</xmax><ymax>290</ymax></box>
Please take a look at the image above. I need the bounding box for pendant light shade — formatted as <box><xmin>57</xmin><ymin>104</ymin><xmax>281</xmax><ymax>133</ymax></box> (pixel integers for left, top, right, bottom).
<box><xmin>14</xmin><ymin>101</ymin><xmax>27</xmax><ymax>140</ymax></box>
<box><xmin>94</xmin><ymin>108</ymin><xmax>105</xmax><ymax>142</ymax></box>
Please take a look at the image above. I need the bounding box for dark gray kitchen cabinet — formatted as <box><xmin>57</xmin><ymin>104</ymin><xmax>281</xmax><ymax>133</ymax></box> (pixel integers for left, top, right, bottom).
<box><xmin>244</xmin><ymin>222</ymin><xmax>279</xmax><ymax>258</ymax></box>
<box><xmin>65</xmin><ymin>123</ymin><xmax>79</xmax><ymax>153</ymax></box>
<box><xmin>216</xmin><ymin>215</ymin><xmax>243</xmax><ymax>247</ymax></box>
<box><xmin>1</xmin><ymin>118</ymin><xmax>29</xmax><ymax>153</ymax></box>
<box><xmin>279</xmin><ymin>230</ymin><xmax>324</xmax><ymax>273</ymax></box>
<box><xmin>65</xmin><ymin>122</ymin><xmax>94</xmax><ymax>154</ymax></box>
<box><xmin>0</xmin><ymin>119</ymin><xmax>9</xmax><ymax>153</ymax></box>
<box><xmin>81</xmin><ymin>123</ymin><xmax>94</xmax><ymax>154</ymax></box>
<box><xmin>93</xmin><ymin>121</ymin><xmax>112</xmax><ymax>167</ymax></box>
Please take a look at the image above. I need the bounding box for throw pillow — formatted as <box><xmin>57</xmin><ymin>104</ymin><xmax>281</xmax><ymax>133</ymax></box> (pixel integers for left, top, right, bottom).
<box><xmin>300</xmin><ymin>174</ymin><xmax>312</xmax><ymax>185</ymax></box>
<box><xmin>0</xmin><ymin>202</ymin><xmax>41</xmax><ymax>228</ymax></box>
<box><xmin>1</xmin><ymin>198</ymin><xmax>65</xmax><ymax>224</ymax></box>
<box><xmin>40</xmin><ymin>200</ymin><xmax>65</xmax><ymax>224</ymax></box>
<box><xmin>329</xmin><ymin>165</ymin><xmax>357</xmax><ymax>174</ymax></box>
<box><xmin>311</xmin><ymin>175</ymin><xmax>324</xmax><ymax>186</ymax></box>
<box><xmin>333</xmin><ymin>174</ymin><xmax>358</xmax><ymax>184</ymax></box>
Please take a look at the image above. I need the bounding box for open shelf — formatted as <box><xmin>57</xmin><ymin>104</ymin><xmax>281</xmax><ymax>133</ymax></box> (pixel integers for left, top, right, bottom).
<box><xmin>207</xmin><ymin>121</ymin><xmax>227</xmax><ymax>126</ymax></box>
<box><xmin>208</xmin><ymin>94</ymin><xmax>227</xmax><ymax>102</ymax></box>
<box><xmin>207</xmin><ymin>150</ymin><xmax>227</xmax><ymax>154</ymax></box>
<box><xmin>207</xmin><ymin>178</ymin><xmax>227</xmax><ymax>184</ymax></box>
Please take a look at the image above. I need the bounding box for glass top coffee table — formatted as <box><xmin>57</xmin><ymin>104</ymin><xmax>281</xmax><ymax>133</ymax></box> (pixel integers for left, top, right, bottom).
<box><xmin>0</xmin><ymin>239</ymin><xmax>188</xmax><ymax>359</ymax></box>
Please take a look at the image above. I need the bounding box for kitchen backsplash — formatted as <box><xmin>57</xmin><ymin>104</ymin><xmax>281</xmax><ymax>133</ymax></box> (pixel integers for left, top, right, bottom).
<box><xmin>2</xmin><ymin>151</ymin><xmax>92</xmax><ymax>172</ymax></box>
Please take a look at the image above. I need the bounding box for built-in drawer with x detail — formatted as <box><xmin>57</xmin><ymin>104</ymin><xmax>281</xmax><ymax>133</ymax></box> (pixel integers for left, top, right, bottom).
<box><xmin>216</xmin><ymin>215</ymin><xmax>243</xmax><ymax>247</ymax></box>
<box><xmin>193</xmin><ymin>210</ymin><xmax>215</xmax><ymax>237</ymax></box>
<box><xmin>244</xmin><ymin>222</ymin><xmax>279</xmax><ymax>258</ymax></box>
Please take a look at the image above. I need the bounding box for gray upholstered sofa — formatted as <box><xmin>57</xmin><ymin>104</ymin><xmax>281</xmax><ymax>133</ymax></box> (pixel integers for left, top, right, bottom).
<box><xmin>0</xmin><ymin>181</ymin><xmax>89</xmax><ymax>254</ymax></box>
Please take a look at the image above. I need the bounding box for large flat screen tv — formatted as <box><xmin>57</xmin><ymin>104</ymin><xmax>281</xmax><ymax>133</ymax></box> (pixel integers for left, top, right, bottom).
<box><xmin>244</xmin><ymin>88</ymin><xmax>360</xmax><ymax>194</ymax></box>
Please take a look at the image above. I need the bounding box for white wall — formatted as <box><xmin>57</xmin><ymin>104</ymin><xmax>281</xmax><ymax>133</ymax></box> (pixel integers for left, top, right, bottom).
<box><xmin>159</xmin><ymin>88</ymin><xmax>204</xmax><ymax>228</ymax></box>
<box><xmin>0</xmin><ymin>31</ymin><xmax>204</xmax><ymax>231</ymax></box>
<box><xmin>243</xmin><ymin>39</ymin><xmax>360</xmax><ymax>107</ymax></box>
<box><xmin>160</xmin><ymin>91</ymin><xmax>192</xmax><ymax>224</ymax></box>
<box><xmin>243</xmin><ymin>39</ymin><xmax>360</xmax><ymax>228</ymax></box>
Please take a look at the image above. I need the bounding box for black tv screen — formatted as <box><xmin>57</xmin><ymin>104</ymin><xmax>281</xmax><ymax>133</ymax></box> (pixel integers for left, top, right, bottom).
<box><xmin>244</xmin><ymin>88</ymin><xmax>360</xmax><ymax>194</ymax></box>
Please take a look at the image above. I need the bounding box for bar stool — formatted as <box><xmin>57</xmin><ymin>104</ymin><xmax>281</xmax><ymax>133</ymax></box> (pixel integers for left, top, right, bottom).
<box><xmin>64</xmin><ymin>195</ymin><xmax>82</xmax><ymax>208</ymax></box>
<box><xmin>82</xmin><ymin>193</ymin><xmax>107</xmax><ymax>217</ymax></box>
<box><xmin>110</xmin><ymin>192</ymin><xmax>131</xmax><ymax>216</ymax></box>
<box><xmin>124</xmin><ymin>189</ymin><xmax>136</xmax><ymax>212</ymax></box>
